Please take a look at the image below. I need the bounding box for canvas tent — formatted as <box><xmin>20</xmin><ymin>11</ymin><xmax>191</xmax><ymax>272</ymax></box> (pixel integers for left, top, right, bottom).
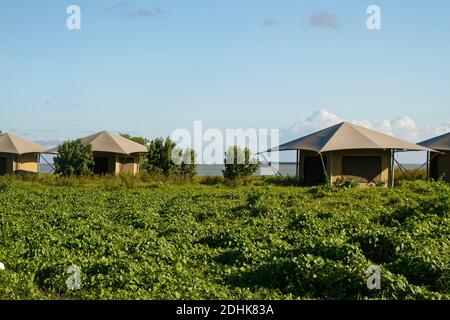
<box><xmin>0</xmin><ymin>133</ymin><xmax>45</xmax><ymax>175</ymax></box>
<box><xmin>47</xmin><ymin>131</ymin><xmax>148</xmax><ymax>175</ymax></box>
<box><xmin>267</xmin><ymin>122</ymin><xmax>431</xmax><ymax>186</ymax></box>
<box><xmin>419</xmin><ymin>132</ymin><xmax>450</xmax><ymax>182</ymax></box>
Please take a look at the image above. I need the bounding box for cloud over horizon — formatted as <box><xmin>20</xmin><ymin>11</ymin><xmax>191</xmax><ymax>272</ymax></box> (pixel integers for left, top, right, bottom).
<box><xmin>105</xmin><ymin>1</ymin><xmax>163</xmax><ymax>18</ymax></box>
<box><xmin>309</xmin><ymin>9</ymin><xmax>341</xmax><ymax>29</ymax></box>
<box><xmin>281</xmin><ymin>109</ymin><xmax>450</xmax><ymax>144</ymax></box>
<box><xmin>262</xmin><ymin>18</ymin><xmax>278</xmax><ymax>27</ymax></box>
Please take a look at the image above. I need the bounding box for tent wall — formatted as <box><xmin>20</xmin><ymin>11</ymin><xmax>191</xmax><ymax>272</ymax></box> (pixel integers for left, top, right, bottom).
<box><xmin>92</xmin><ymin>152</ymin><xmax>140</xmax><ymax>175</ymax></box>
<box><xmin>17</xmin><ymin>153</ymin><xmax>39</xmax><ymax>173</ymax></box>
<box><xmin>430</xmin><ymin>151</ymin><xmax>450</xmax><ymax>182</ymax></box>
<box><xmin>330</xmin><ymin>149</ymin><xmax>391</xmax><ymax>186</ymax></box>
<box><xmin>299</xmin><ymin>149</ymin><xmax>391</xmax><ymax>187</ymax></box>
<box><xmin>116</xmin><ymin>154</ymin><xmax>140</xmax><ymax>175</ymax></box>
<box><xmin>0</xmin><ymin>153</ymin><xmax>40</xmax><ymax>174</ymax></box>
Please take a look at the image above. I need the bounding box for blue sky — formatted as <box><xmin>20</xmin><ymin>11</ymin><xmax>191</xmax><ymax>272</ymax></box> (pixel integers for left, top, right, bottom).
<box><xmin>1</xmin><ymin>0</ymin><xmax>450</xmax><ymax>152</ymax></box>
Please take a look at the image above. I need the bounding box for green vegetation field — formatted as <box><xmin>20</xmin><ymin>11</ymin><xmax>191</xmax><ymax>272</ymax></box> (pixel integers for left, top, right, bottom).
<box><xmin>0</xmin><ymin>177</ymin><xmax>449</xmax><ymax>299</ymax></box>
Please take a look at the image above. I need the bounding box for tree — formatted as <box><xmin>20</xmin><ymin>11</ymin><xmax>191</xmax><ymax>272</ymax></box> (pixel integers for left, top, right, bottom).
<box><xmin>120</xmin><ymin>133</ymin><xmax>149</xmax><ymax>168</ymax></box>
<box><xmin>146</xmin><ymin>137</ymin><xmax>197</xmax><ymax>177</ymax></box>
<box><xmin>119</xmin><ymin>133</ymin><xmax>149</xmax><ymax>147</ymax></box>
<box><xmin>179</xmin><ymin>148</ymin><xmax>197</xmax><ymax>178</ymax></box>
<box><xmin>222</xmin><ymin>146</ymin><xmax>259</xmax><ymax>180</ymax></box>
<box><xmin>54</xmin><ymin>139</ymin><xmax>94</xmax><ymax>176</ymax></box>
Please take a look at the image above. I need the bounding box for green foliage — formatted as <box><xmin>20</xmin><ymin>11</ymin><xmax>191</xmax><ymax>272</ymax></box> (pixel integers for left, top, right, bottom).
<box><xmin>223</xmin><ymin>146</ymin><xmax>259</xmax><ymax>180</ymax></box>
<box><xmin>0</xmin><ymin>180</ymin><xmax>12</xmax><ymax>193</ymax></box>
<box><xmin>394</xmin><ymin>167</ymin><xmax>427</xmax><ymax>182</ymax></box>
<box><xmin>178</xmin><ymin>148</ymin><xmax>197</xmax><ymax>178</ymax></box>
<box><xmin>334</xmin><ymin>177</ymin><xmax>359</xmax><ymax>189</ymax></box>
<box><xmin>119</xmin><ymin>133</ymin><xmax>149</xmax><ymax>168</ymax></box>
<box><xmin>119</xmin><ymin>133</ymin><xmax>149</xmax><ymax>147</ymax></box>
<box><xmin>0</xmin><ymin>178</ymin><xmax>448</xmax><ymax>300</ymax></box>
<box><xmin>146</xmin><ymin>137</ymin><xmax>197</xmax><ymax>177</ymax></box>
<box><xmin>54</xmin><ymin>140</ymin><xmax>94</xmax><ymax>176</ymax></box>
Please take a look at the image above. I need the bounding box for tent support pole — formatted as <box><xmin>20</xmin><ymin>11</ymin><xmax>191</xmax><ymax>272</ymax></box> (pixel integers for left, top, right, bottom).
<box><xmin>260</xmin><ymin>152</ymin><xmax>283</xmax><ymax>177</ymax></box>
<box><xmin>296</xmin><ymin>150</ymin><xmax>299</xmax><ymax>180</ymax></box>
<box><xmin>319</xmin><ymin>152</ymin><xmax>330</xmax><ymax>185</ymax></box>
<box><xmin>391</xmin><ymin>150</ymin><xmax>395</xmax><ymax>188</ymax></box>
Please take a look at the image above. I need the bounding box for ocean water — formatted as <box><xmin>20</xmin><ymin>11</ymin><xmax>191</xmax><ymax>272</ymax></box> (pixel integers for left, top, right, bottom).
<box><xmin>39</xmin><ymin>163</ymin><xmax>421</xmax><ymax>177</ymax></box>
<box><xmin>39</xmin><ymin>163</ymin><xmax>298</xmax><ymax>177</ymax></box>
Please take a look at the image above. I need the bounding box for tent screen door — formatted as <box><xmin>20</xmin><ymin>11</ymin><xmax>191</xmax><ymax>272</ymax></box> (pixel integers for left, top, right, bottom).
<box><xmin>0</xmin><ymin>158</ymin><xmax>6</xmax><ymax>175</ymax></box>
<box><xmin>94</xmin><ymin>157</ymin><xmax>109</xmax><ymax>174</ymax></box>
<box><xmin>342</xmin><ymin>156</ymin><xmax>381</xmax><ymax>183</ymax></box>
<box><xmin>304</xmin><ymin>156</ymin><xmax>327</xmax><ymax>184</ymax></box>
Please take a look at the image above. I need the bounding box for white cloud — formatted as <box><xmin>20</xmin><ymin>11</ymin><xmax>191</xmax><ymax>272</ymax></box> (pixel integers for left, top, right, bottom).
<box><xmin>105</xmin><ymin>2</ymin><xmax>163</xmax><ymax>18</ymax></box>
<box><xmin>309</xmin><ymin>9</ymin><xmax>341</xmax><ymax>29</ymax></box>
<box><xmin>281</xmin><ymin>109</ymin><xmax>450</xmax><ymax>144</ymax></box>
<box><xmin>282</xmin><ymin>109</ymin><xmax>342</xmax><ymax>139</ymax></box>
<box><xmin>422</xmin><ymin>120</ymin><xmax>450</xmax><ymax>140</ymax></box>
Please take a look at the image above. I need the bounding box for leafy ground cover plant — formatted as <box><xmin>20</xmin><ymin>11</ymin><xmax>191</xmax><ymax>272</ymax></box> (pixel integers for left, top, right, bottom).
<box><xmin>0</xmin><ymin>178</ymin><xmax>448</xmax><ymax>299</ymax></box>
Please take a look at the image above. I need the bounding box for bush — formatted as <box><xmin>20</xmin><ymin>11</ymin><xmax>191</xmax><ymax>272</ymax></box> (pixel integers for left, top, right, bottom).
<box><xmin>146</xmin><ymin>137</ymin><xmax>197</xmax><ymax>177</ymax></box>
<box><xmin>198</xmin><ymin>176</ymin><xmax>224</xmax><ymax>185</ymax></box>
<box><xmin>178</xmin><ymin>148</ymin><xmax>197</xmax><ymax>178</ymax></box>
<box><xmin>334</xmin><ymin>177</ymin><xmax>359</xmax><ymax>189</ymax></box>
<box><xmin>0</xmin><ymin>179</ymin><xmax>12</xmax><ymax>193</ymax></box>
<box><xmin>54</xmin><ymin>139</ymin><xmax>94</xmax><ymax>176</ymax></box>
<box><xmin>222</xmin><ymin>146</ymin><xmax>259</xmax><ymax>180</ymax></box>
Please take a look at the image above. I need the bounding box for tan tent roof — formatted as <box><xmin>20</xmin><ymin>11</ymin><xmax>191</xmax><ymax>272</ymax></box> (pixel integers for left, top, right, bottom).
<box><xmin>46</xmin><ymin>131</ymin><xmax>148</xmax><ymax>155</ymax></box>
<box><xmin>419</xmin><ymin>132</ymin><xmax>450</xmax><ymax>151</ymax></box>
<box><xmin>269</xmin><ymin>122</ymin><xmax>431</xmax><ymax>153</ymax></box>
<box><xmin>0</xmin><ymin>133</ymin><xmax>46</xmax><ymax>155</ymax></box>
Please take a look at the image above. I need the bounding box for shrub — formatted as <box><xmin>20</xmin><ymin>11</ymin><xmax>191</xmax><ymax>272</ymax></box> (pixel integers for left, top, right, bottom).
<box><xmin>0</xmin><ymin>179</ymin><xmax>12</xmax><ymax>193</ymax></box>
<box><xmin>334</xmin><ymin>177</ymin><xmax>359</xmax><ymax>189</ymax></box>
<box><xmin>222</xmin><ymin>146</ymin><xmax>259</xmax><ymax>180</ymax></box>
<box><xmin>178</xmin><ymin>148</ymin><xmax>197</xmax><ymax>178</ymax></box>
<box><xmin>54</xmin><ymin>139</ymin><xmax>94</xmax><ymax>176</ymax></box>
<box><xmin>146</xmin><ymin>137</ymin><xmax>197</xmax><ymax>177</ymax></box>
<box><xmin>198</xmin><ymin>176</ymin><xmax>224</xmax><ymax>185</ymax></box>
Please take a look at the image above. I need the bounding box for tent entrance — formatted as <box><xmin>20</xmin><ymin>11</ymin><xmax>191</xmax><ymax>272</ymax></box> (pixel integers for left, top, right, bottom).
<box><xmin>442</xmin><ymin>154</ymin><xmax>450</xmax><ymax>182</ymax></box>
<box><xmin>93</xmin><ymin>157</ymin><xmax>109</xmax><ymax>174</ymax></box>
<box><xmin>0</xmin><ymin>158</ymin><xmax>7</xmax><ymax>175</ymax></box>
<box><xmin>304</xmin><ymin>156</ymin><xmax>327</xmax><ymax>184</ymax></box>
<box><xmin>430</xmin><ymin>153</ymin><xmax>450</xmax><ymax>182</ymax></box>
<box><xmin>342</xmin><ymin>156</ymin><xmax>382</xmax><ymax>183</ymax></box>
<box><xmin>430</xmin><ymin>155</ymin><xmax>439</xmax><ymax>180</ymax></box>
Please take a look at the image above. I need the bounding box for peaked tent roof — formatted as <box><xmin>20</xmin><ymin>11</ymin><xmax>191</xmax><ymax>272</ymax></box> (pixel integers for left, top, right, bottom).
<box><xmin>0</xmin><ymin>133</ymin><xmax>46</xmax><ymax>155</ymax></box>
<box><xmin>418</xmin><ymin>132</ymin><xmax>450</xmax><ymax>151</ymax></box>
<box><xmin>269</xmin><ymin>122</ymin><xmax>431</xmax><ymax>153</ymax></box>
<box><xmin>46</xmin><ymin>131</ymin><xmax>148</xmax><ymax>155</ymax></box>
